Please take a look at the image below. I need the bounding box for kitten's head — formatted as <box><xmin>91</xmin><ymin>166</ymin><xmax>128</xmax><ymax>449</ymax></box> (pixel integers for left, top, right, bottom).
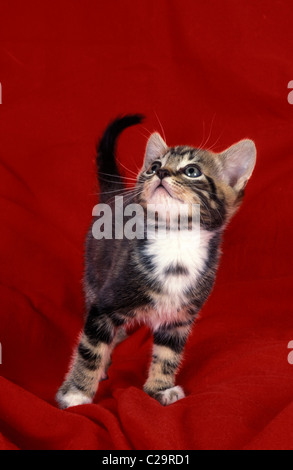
<box><xmin>135</xmin><ymin>133</ymin><xmax>256</xmax><ymax>230</ymax></box>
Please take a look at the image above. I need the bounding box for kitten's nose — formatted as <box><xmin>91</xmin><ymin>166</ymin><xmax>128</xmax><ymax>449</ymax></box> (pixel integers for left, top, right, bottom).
<box><xmin>156</xmin><ymin>168</ymin><xmax>170</xmax><ymax>180</ymax></box>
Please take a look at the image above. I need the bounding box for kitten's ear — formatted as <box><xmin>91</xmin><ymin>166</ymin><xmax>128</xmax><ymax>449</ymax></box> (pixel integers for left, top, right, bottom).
<box><xmin>220</xmin><ymin>139</ymin><xmax>256</xmax><ymax>192</ymax></box>
<box><xmin>144</xmin><ymin>132</ymin><xmax>168</xmax><ymax>168</ymax></box>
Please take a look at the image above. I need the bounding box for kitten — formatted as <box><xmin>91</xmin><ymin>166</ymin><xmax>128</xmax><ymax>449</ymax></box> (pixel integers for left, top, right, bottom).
<box><xmin>56</xmin><ymin>115</ymin><xmax>256</xmax><ymax>409</ymax></box>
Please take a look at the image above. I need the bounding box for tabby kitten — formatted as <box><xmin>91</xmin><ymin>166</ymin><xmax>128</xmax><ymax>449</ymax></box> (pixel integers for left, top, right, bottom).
<box><xmin>56</xmin><ymin>115</ymin><xmax>256</xmax><ymax>409</ymax></box>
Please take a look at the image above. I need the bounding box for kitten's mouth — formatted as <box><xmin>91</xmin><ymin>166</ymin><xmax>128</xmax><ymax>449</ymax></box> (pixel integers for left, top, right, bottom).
<box><xmin>149</xmin><ymin>180</ymin><xmax>181</xmax><ymax>204</ymax></box>
<box><xmin>154</xmin><ymin>180</ymin><xmax>173</xmax><ymax>198</ymax></box>
<box><xmin>156</xmin><ymin>182</ymin><xmax>172</xmax><ymax>197</ymax></box>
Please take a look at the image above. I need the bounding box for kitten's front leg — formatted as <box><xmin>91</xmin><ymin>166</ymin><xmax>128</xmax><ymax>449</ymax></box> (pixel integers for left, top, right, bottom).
<box><xmin>56</xmin><ymin>307</ymin><xmax>117</xmax><ymax>409</ymax></box>
<box><xmin>143</xmin><ymin>322</ymin><xmax>192</xmax><ymax>406</ymax></box>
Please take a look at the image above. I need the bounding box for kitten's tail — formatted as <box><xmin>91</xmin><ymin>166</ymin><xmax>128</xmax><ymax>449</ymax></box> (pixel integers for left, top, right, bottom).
<box><xmin>96</xmin><ymin>114</ymin><xmax>144</xmax><ymax>203</ymax></box>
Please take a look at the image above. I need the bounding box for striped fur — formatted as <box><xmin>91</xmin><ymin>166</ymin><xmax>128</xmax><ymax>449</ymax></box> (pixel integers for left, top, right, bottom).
<box><xmin>56</xmin><ymin>116</ymin><xmax>256</xmax><ymax>409</ymax></box>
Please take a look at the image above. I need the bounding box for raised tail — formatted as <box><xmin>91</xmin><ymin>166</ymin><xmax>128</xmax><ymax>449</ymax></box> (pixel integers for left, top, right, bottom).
<box><xmin>96</xmin><ymin>114</ymin><xmax>144</xmax><ymax>203</ymax></box>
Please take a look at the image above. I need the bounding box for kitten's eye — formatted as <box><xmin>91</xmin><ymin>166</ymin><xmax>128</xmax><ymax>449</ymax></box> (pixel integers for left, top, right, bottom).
<box><xmin>146</xmin><ymin>161</ymin><xmax>162</xmax><ymax>175</ymax></box>
<box><xmin>184</xmin><ymin>165</ymin><xmax>202</xmax><ymax>178</ymax></box>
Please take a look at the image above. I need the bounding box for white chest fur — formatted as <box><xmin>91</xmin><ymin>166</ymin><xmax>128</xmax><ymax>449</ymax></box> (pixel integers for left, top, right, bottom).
<box><xmin>141</xmin><ymin>230</ymin><xmax>213</xmax><ymax>327</ymax></box>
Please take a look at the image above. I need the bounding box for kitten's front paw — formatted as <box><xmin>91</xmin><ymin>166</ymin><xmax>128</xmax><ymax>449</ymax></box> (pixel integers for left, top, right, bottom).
<box><xmin>153</xmin><ymin>386</ymin><xmax>185</xmax><ymax>406</ymax></box>
<box><xmin>56</xmin><ymin>384</ymin><xmax>92</xmax><ymax>409</ymax></box>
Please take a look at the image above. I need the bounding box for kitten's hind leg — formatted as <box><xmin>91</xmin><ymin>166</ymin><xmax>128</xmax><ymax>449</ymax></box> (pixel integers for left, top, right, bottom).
<box><xmin>143</xmin><ymin>322</ymin><xmax>191</xmax><ymax>406</ymax></box>
<box><xmin>56</xmin><ymin>306</ymin><xmax>119</xmax><ymax>409</ymax></box>
<box><xmin>100</xmin><ymin>326</ymin><xmax>128</xmax><ymax>381</ymax></box>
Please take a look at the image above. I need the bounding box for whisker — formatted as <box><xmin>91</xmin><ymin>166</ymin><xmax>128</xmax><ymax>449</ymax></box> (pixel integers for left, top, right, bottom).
<box><xmin>195</xmin><ymin>120</ymin><xmax>206</xmax><ymax>151</ymax></box>
<box><xmin>204</xmin><ymin>131</ymin><xmax>223</xmax><ymax>152</ymax></box>
<box><xmin>98</xmin><ymin>171</ymin><xmax>138</xmax><ymax>181</ymax></box>
<box><xmin>98</xmin><ymin>177</ymin><xmax>136</xmax><ymax>187</ymax></box>
<box><xmin>106</xmin><ymin>188</ymin><xmax>144</xmax><ymax>205</ymax></box>
<box><xmin>139</xmin><ymin>127</ymin><xmax>152</xmax><ymax>140</ymax></box>
<box><xmin>116</xmin><ymin>158</ymin><xmax>138</xmax><ymax>177</ymax></box>
<box><xmin>98</xmin><ymin>186</ymin><xmax>140</xmax><ymax>195</ymax></box>
<box><xmin>197</xmin><ymin>114</ymin><xmax>216</xmax><ymax>151</ymax></box>
<box><xmin>153</xmin><ymin>110</ymin><xmax>167</xmax><ymax>142</ymax></box>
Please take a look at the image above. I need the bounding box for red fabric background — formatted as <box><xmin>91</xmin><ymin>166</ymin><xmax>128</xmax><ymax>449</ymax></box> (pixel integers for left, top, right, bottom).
<box><xmin>1</xmin><ymin>0</ymin><xmax>293</xmax><ymax>450</ymax></box>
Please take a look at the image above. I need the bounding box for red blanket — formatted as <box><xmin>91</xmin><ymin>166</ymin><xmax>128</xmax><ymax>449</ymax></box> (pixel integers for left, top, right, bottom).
<box><xmin>1</xmin><ymin>0</ymin><xmax>293</xmax><ymax>450</ymax></box>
